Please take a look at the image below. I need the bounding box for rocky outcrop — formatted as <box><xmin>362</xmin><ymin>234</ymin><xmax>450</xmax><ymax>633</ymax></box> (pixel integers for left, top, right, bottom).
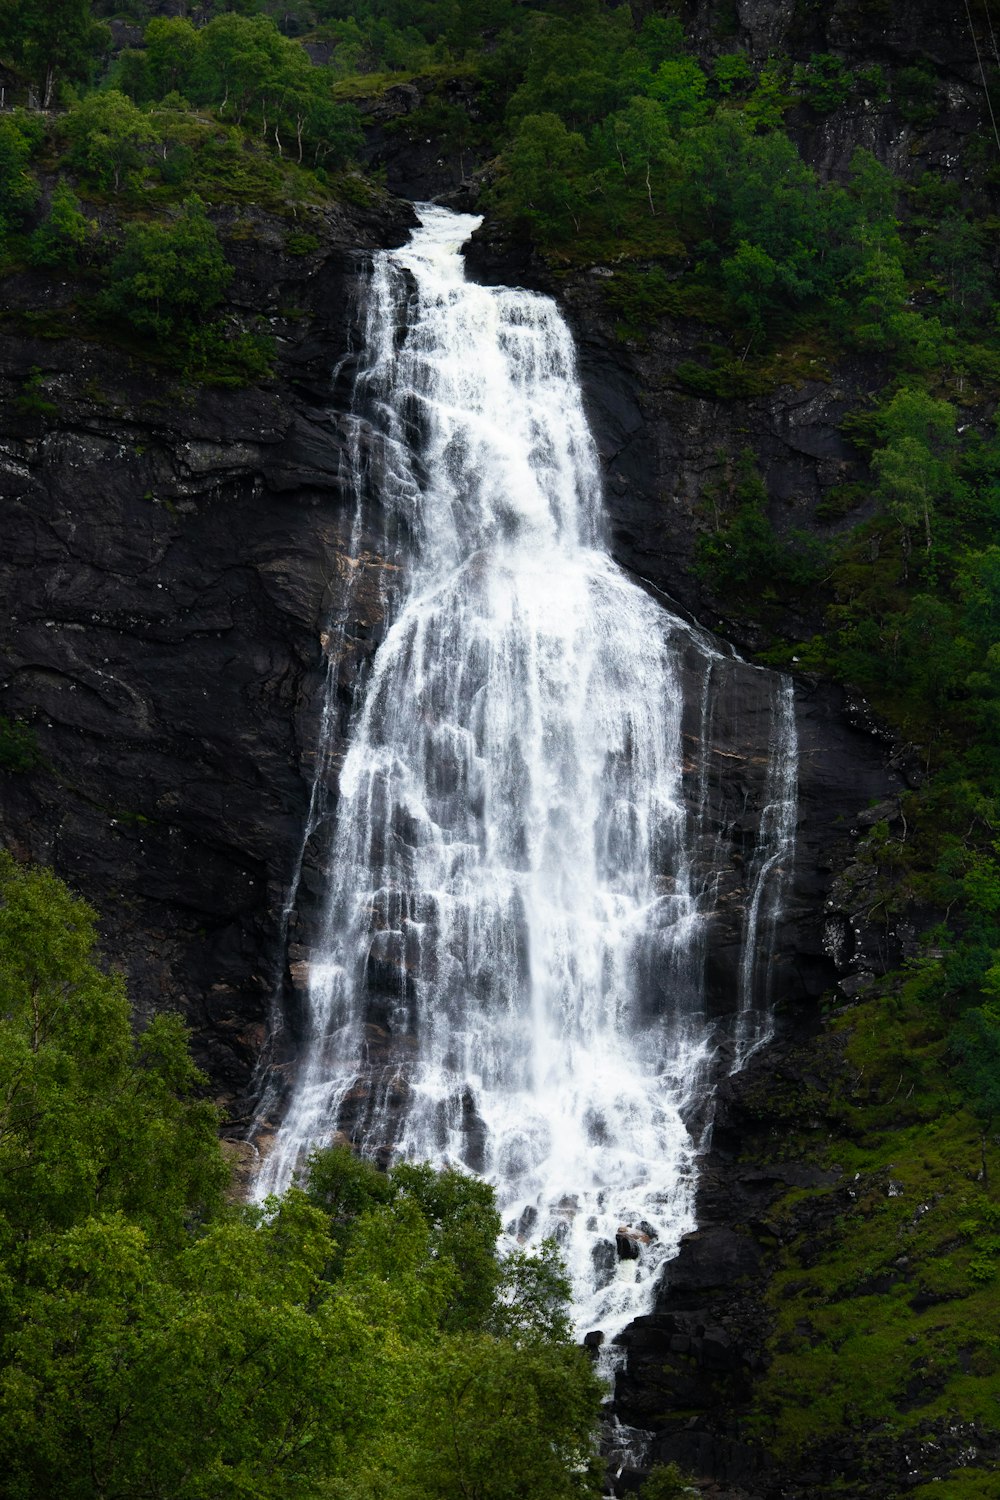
<box><xmin>0</xmin><ymin>190</ymin><xmax>414</xmax><ymax>1114</ymax></box>
<box><xmin>612</xmin><ymin>1031</ymin><xmax>847</xmax><ymax>1495</ymax></box>
<box><xmin>354</xmin><ymin>74</ymin><xmax>486</xmax><ymax>201</ymax></box>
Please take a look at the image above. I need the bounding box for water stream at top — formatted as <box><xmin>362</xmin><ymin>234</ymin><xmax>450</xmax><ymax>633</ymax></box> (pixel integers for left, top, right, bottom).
<box><xmin>254</xmin><ymin>205</ymin><xmax>797</xmax><ymax>1344</ymax></box>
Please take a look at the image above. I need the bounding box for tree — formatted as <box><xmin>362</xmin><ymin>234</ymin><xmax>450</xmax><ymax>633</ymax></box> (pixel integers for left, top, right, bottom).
<box><xmin>872</xmin><ymin>387</ymin><xmax>958</xmax><ymax>553</ymax></box>
<box><xmin>142</xmin><ymin>16</ymin><xmax>200</xmax><ymax>102</ymax></box>
<box><xmin>648</xmin><ymin>56</ymin><xmax>708</xmax><ymax>131</ymax></box>
<box><xmin>0</xmin><ymin>852</ymin><xmax>226</xmax><ymax>1248</ymax></box>
<box><xmin>61</xmin><ymin>89</ymin><xmax>159</xmax><ymax>194</ymax></box>
<box><xmin>29</xmin><ymin>181</ymin><xmax>97</xmax><ymax>267</ymax></box>
<box><xmin>385</xmin><ymin>1336</ymin><xmax>604</xmax><ymax>1500</ymax></box>
<box><xmin>0</xmin><ymin>0</ymin><xmax>108</xmax><ymax>106</ymax></box>
<box><xmin>101</xmin><ymin>196</ymin><xmax>232</xmax><ymax>340</ymax></box>
<box><xmin>953</xmin><ymin>987</ymin><xmax>1000</xmax><ymax>1187</ymax></box>
<box><xmin>492</xmin><ymin>112</ymin><xmax>589</xmax><ymax>241</ymax></box>
<box><xmin>0</xmin><ymin>114</ymin><xmax>40</xmax><ymax>241</ymax></box>
<box><xmin>0</xmin><ymin>858</ymin><xmax>604</xmax><ymax>1500</ymax></box>
<box><xmin>603</xmin><ymin>96</ymin><xmax>676</xmax><ymax>216</ymax></box>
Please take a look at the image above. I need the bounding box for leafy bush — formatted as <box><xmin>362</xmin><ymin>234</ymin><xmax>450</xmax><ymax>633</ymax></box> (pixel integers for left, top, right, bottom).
<box><xmin>0</xmin><ymin>114</ymin><xmax>40</xmax><ymax>243</ymax></box>
<box><xmin>895</xmin><ymin>64</ymin><xmax>938</xmax><ymax>127</ymax></box>
<box><xmin>15</xmin><ymin>365</ymin><xmax>60</xmax><ymax>418</ymax></box>
<box><xmin>61</xmin><ymin>88</ymin><xmax>159</xmax><ymax>193</ymax></box>
<box><xmin>28</xmin><ymin>182</ymin><xmax>97</xmax><ymax>267</ymax></box>
<box><xmin>793</xmin><ymin>53</ymin><xmax>854</xmax><ymax>113</ymax></box>
<box><xmin>181</xmin><ymin>323</ymin><xmax>276</xmax><ymax>386</ymax></box>
<box><xmin>285</xmin><ymin>229</ymin><xmax>320</xmax><ymax>255</ymax></box>
<box><xmin>100</xmin><ymin>196</ymin><xmax>232</xmax><ymax>339</ymax></box>
<box><xmin>712</xmin><ymin>52</ymin><xmax>752</xmax><ymax>95</ymax></box>
<box><xmin>674</xmin><ymin>350</ymin><xmax>771</xmax><ymax>399</ymax></box>
<box><xmin>695</xmin><ymin>451</ymin><xmax>829</xmax><ymax>598</ymax></box>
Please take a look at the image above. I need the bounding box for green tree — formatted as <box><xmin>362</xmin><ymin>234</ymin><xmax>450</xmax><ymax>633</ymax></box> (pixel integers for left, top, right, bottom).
<box><xmin>492</xmin><ymin>112</ymin><xmax>589</xmax><ymax>241</ymax></box>
<box><xmin>0</xmin><ymin>857</ymin><xmax>603</xmax><ymax>1500</ymax></box>
<box><xmin>953</xmin><ymin>988</ymin><xmax>1000</xmax><ymax>1186</ymax></box>
<box><xmin>387</xmin><ymin>1335</ymin><xmax>604</xmax><ymax>1500</ymax></box>
<box><xmin>101</xmin><ymin>196</ymin><xmax>232</xmax><ymax>339</ymax></box>
<box><xmin>712</xmin><ymin>52</ymin><xmax>752</xmax><ymax>95</ymax></box>
<box><xmin>0</xmin><ymin>0</ymin><xmax>109</xmax><ymax>106</ymax></box>
<box><xmin>648</xmin><ymin>56</ymin><xmax>708</xmax><ymax>131</ymax></box>
<box><xmin>142</xmin><ymin>15</ymin><xmax>200</xmax><ymax>101</ymax></box>
<box><xmin>872</xmin><ymin>387</ymin><xmax>958</xmax><ymax>552</ymax></box>
<box><xmin>61</xmin><ymin>89</ymin><xmax>159</xmax><ymax>194</ymax></box>
<box><xmin>28</xmin><ymin>182</ymin><xmax>97</xmax><ymax>268</ymax></box>
<box><xmin>0</xmin><ymin>853</ymin><xmax>226</xmax><ymax>1247</ymax></box>
<box><xmin>0</xmin><ymin>114</ymin><xmax>39</xmax><ymax>244</ymax></box>
<box><xmin>792</xmin><ymin>52</ymin><xmax>853</xmax><ymax>113</ymax></box>
<box><xmin>603</xmin><ymin>95</ymin><xmax>677</xmax><ymax>217</ymax></box>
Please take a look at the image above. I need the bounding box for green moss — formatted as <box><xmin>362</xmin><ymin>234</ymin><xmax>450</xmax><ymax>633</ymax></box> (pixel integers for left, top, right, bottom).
<box><xmin>911</xmin><ymin>1478</ymin><xmax>1000</xmax><ymax>1499</ymax></box>
<box><xmin>745</xmin><ymin>989</ymin><xmax>1000</xmax><ymax>1471</ymax></box>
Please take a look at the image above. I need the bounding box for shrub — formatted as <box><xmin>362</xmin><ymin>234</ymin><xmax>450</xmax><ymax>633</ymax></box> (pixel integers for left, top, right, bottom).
<box><xmin>29</xmin><ymin>182</ymin><xmax>97</xmax><ymax>268</ymax></box>
<box><xmin>61</xmin><ymin>89</ymin><xmax>159</xmax><ymax>193</ymax></box>
<box><xmin>100</xmin><ymin>196</ymin><xmax>231</xmax><ymax>339</ymax></box>
<box><xmin>793</xmin><ymin>53</ymin><xmax>853</xmax><ymax>114</ymax></box>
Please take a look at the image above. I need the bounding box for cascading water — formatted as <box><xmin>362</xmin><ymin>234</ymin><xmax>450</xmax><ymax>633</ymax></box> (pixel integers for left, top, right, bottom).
<box><xmin>254</xmin><ymin>205</ymin><xmax>798</xmax><ymax>1345</ymax></box>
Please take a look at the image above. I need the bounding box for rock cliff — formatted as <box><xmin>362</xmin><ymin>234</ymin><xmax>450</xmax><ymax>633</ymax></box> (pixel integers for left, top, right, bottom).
<box><xmin>0</xmin><ymin>189</ymin><xmax>414</xmax><ymax>1117</ymax></box>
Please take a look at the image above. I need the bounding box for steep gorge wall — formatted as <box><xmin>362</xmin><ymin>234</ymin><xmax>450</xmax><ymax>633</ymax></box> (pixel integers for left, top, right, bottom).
<box><xmin>0</xmin><ymin>191</ymin><xmax>414</xmax><ymax>1117</ymax></box>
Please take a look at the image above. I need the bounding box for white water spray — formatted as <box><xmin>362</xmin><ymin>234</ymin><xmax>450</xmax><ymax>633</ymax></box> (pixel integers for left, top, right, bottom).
<box><xmin>254</xmin><ymin>206</ymin><xmax>797</xmax><ymax>1344</ymax></box>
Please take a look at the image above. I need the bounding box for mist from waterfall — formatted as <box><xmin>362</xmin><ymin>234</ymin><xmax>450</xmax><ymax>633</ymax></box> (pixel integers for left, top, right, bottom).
<box><xmin>254</xmin><ymin>205</ymin><xmax>798</xmax><ymax>1344</ymax></box>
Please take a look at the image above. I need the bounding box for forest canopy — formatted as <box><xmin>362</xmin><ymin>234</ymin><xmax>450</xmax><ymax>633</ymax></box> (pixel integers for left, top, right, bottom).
<box><xmin>0</xmin><ymin>853</ymin><xmax>604</xmax><ymax>1500</ymax></box>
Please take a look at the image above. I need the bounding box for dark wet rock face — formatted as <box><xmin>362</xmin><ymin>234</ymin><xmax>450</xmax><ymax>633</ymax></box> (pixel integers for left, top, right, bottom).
<box><xmin>0</xmin><ymin>193</ymin><xmax>415</xmax><ymax>1113</ymax></box>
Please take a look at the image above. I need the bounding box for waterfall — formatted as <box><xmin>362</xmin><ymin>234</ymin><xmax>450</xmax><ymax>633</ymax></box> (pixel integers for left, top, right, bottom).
<box><xmin>254</xmin><ymin>205</ymin><xmax>798</xmax><ymax>1345</ymax></box>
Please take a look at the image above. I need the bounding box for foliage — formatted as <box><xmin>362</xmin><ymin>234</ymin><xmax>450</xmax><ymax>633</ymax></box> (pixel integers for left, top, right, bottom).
<box><xmin>640</xmin><ymin>1464</ymin><xmax>700</xmax><ymax>1499</ymax></box>
<box><xmin>895</xmin><ymin>63</ymin><xmax>939</xmax><ymax>127</ymax></box>
<box><xmin>0</xmin><ymin>856</ymin><xmax>602</xmax><ymax>1499</ymax></box>
<box><xmin>870</xmin><ymin>388</ymin><xmax>959</xmax><ymax>553</ymax></box>
<box><xmin>61</xmin><ymin>89</ymin><xmax>159</xmax><ymax>193</ymax></box>
<box><xmin>180</xmin><ymin>322</ymin><xmax>276</xmax><ymax>386</ymax></box>
<box><xmin>0</xmin><ymin>113</ymin><xmax>40</xmax><ymax>244</ymax></box>
<box><xmin>111</xmin><ymin>11</ymin><xmax>361</xmax><ymax>169</ymax></box>
<box><xmin>100</xmin><ymin>196</ymin><xmax>232</xmax><ymax>339</ymax></box>
<box><xmin>492</xmin><ymin>112</ymin><xmax>588</xmax><ymax>241</ymax></box>
<box><xmin>14</xmin><ymin>365</ymin><xmax>57</xmax><ymax>418</ymax></box>
<box><xmin>29</xmin><ymin>182</ymin><xmax>97</xmax><ymax>267</ymax></box>
<box><xmin>792</xmin><ymin>52</ymin><xmax>853</xmax><ymax>113</ymax></box>
<box><xmin>0</xmin><ymin>0</ymin><xmax>109</xmax><ymax>103</ymax></box>
<box><xmin>695</xmin><ymin>450</ymin><xmax>829</xmax><ymax>601</ymax></box>
<box><xmin>0</xmin><ymin>853</ymin><xmax>227</xmax><ymax>1247</ymax></box>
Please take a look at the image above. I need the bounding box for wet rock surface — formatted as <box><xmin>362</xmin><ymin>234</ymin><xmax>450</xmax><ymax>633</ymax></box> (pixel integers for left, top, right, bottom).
<box><xmin>0</xmin><ymin>191</ymin><xmax>415</xmax><ymax>1115</ymax></box>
